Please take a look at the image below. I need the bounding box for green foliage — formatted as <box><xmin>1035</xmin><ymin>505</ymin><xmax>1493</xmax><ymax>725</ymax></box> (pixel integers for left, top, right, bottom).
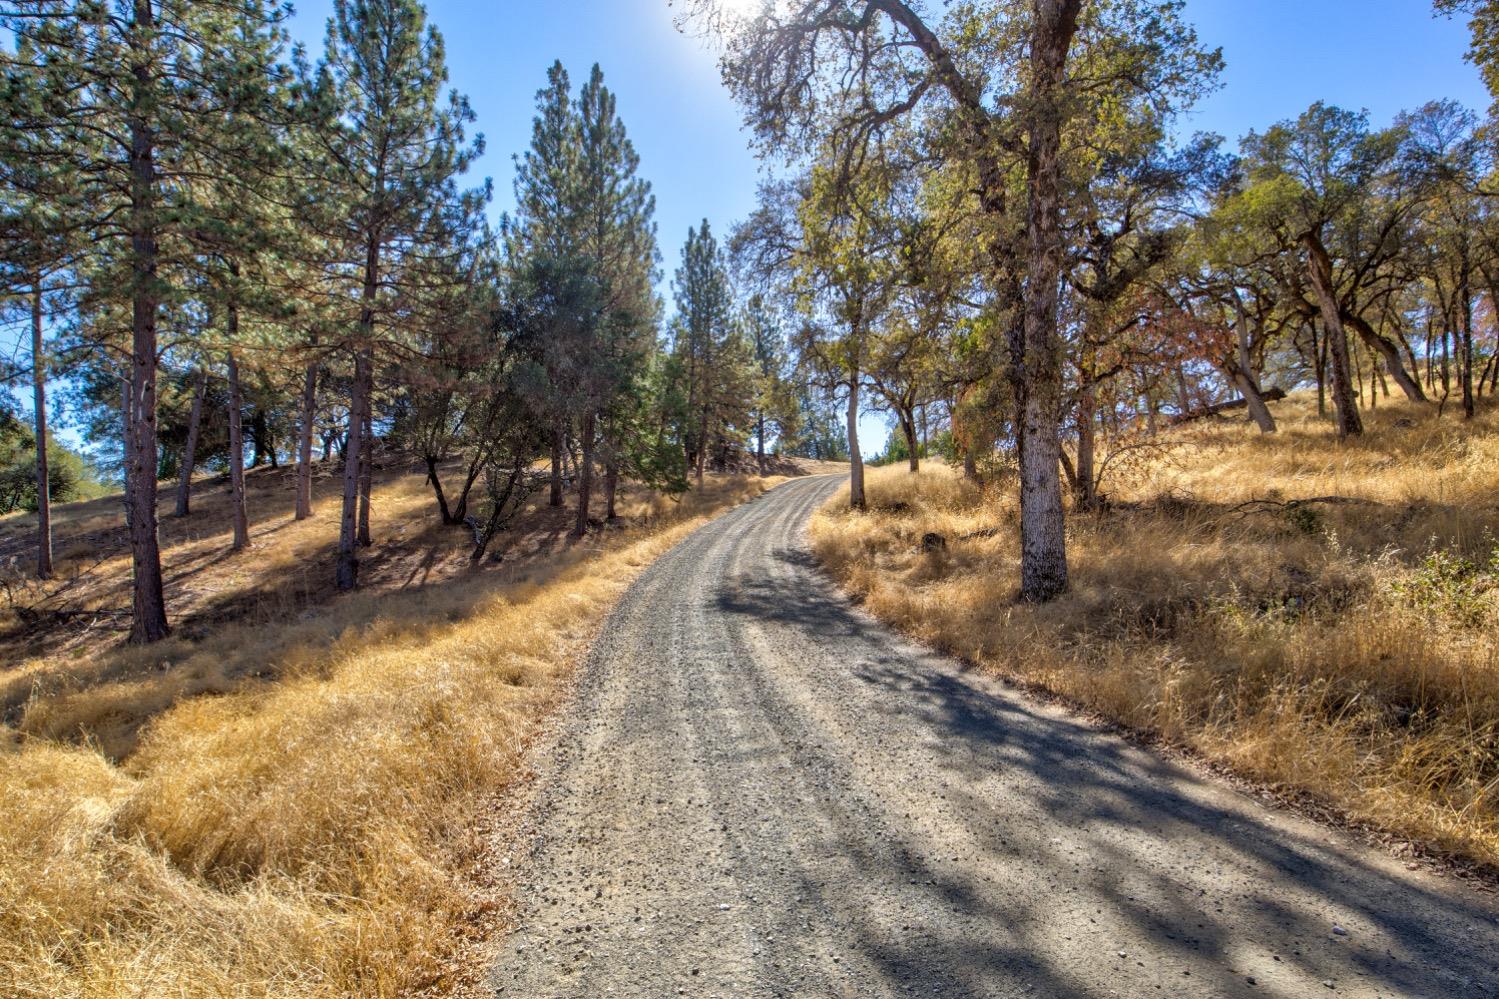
<box><xmin>1283</xmin><ymin>504</ymin><xmax>1323</xmax><ymax>537</ymax></box>
<box><xmin>508</xmin><ymin>60</ymin><xmax>666</xmax><ymax>494</ymax></box>
<box><xmin>671</xmin><ymin>221</ymin><xmax>757</xmax><ymax>473</ymax></box>
<box><xmin>1436</xmin><ymin>1</ymin><xmax>1499</xmax><ymax>113</ymax></box>
<box><xmin>779</xmin><ymin>384</ymin><xmax>849</xmax><ymax>461</ymax></box>
<box><xmin>0</xmin><ymin>408</ymin><xmax>104</xmax><ymax>515</ymax></box>
<box><xmin>1392</xmin><ymin>542</ymin><xmax>1499</xmax><ymax>628</ymax></box>
<box><xmin>872</xmin><ymin>425</ymin><xmax>928</xmax><ymax>468</ymax></box>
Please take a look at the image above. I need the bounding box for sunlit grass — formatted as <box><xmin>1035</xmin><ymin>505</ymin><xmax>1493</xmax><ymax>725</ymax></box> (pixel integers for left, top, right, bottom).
<box><xmin>0</xmin><ymin>469</ymin><xmax>786</xmax><ymax>998</ymax></box>
<box><xmin>813</xmin><ymin>394</ymin><xmax>1499</xmax><ymax>871</ymax></box>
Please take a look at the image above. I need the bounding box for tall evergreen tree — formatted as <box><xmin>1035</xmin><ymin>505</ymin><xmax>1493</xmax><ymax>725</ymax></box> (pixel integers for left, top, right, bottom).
<box><xmin>0</xmin><ymin>0</ymin><xmax>294</xmax><ymax>641</ymax></box>
<box><xmin>509</xmin><ymin>61</ymin><xmax>660</xmax><ymax>534</ymax></box>
<box><xmin>672</xmin><ymin>220</ymin><xmax>737</xmax><ymax>485</ymax></box>
<box><xmin>569</xmin><ymin>64</ymin><xmax>660</xmax><ymax>534</ymax></box>
<box><xmin>307</xmin><ymin>0</ymin><xmax>484</xmax><ymax>590</ymax></box>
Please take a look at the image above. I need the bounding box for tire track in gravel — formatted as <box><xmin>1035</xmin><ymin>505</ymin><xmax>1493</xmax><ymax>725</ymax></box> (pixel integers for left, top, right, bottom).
<box><xmin>489</xmin><ymin>474</ymin><xmax>1499</xmax><ymax>998</ymax></box>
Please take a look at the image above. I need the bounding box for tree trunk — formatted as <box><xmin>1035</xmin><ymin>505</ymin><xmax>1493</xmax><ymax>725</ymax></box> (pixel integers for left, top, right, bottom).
<box><xmin>902</xmin><ymin>407</ymin><xmax>920</xmax><ymax>473</ymax></box>
<box><xmin>549</xmin><ymin>421</ymin><xmax>564</xmax><ymax>506</ymax></box>
<box><xmin>1341</xmin><ymin>311</ymin><xmax>1427</xmax><ymax>403</ymax></box>
<box><xmin>227</xmin><ymin>348</ymin><xmax>250</xmax><ymax>551</ymax></box>
<box><xmin>1228</xmin><ymin>368</ymin><xmax>1277</xmax><ymax>433</ymax></box>
<box><xmin>1424</xmin><ymin>317</ymin><xmax>1436</xmax><ymax>391</ymax></box>
<box><xmin>1461</xmin><ymin>279</ymin><xmax>1476</xmax><ymax>420</ymax></box>
<box><xmin>1441</xmin><ymin>320</ymin><xmax>1452</xmax><ymax>405</ymax></box>
<box><xmin>757</xmin><ymin>412</ymin><xmax>766</xmax><ymax>476</ymax></box>
<box><xmin>425</xmin><ymin>456</ymin><xmax>454</xmax><ymax>523</ymax></box>
<box><xmin>357</xmin><ymin>406</ymin><xmax>372</xmax><ymax>546</ymax></box>
<box><xmin>249</xmin><ymin>408</ymin><xmax>266</xmax><ymax>468</ymax></box>
<box><xmin>1373</xmin><ymin>346</ymin><xmax>1390</xmax><ymax>400</ymax></box>
<box><xmin>125</xmin><ymin>5</ymin><xmax>168</xmax><ymax>643</ymax></box>
<box><xmin>573</xmin><ymin>411</ymin><xmax>596</xmax><ymax>537</ymax></box>
<box><xmin>1303</xmin><ymin>233</ymin><xmax>1363</xmax><ymax>439</ymax></box>
<box><xmin>846</xmin><ymin>371</ymin><xmax>865</xmax><ymax>510</ymax></box>
<box><xmin>336</xmin><ymin>349</ymin><xmax>369</xmax><ymax>591</ymax></box>
<box><xmin>175</xmin><ymin>368</ymin><xmax>207</xmax><ymax>517</ymax></box>
<box><xmin>30</xmin><ymin>283</ymin><xmax>52</xmax><ymax>579</ymax></box>
<box><xmin>1073</xmin><ymin>381</ymin><xmax>1098</xmax><ymax>509</ymax></box>
<box><xmin>604</xmin><ymin>452</ymin><xmax>619</xmax><ymax>521</ymax></box>
<box><xmin>696</xmin><ymin>400</ymin><xmax>709</xmax><ymax>487</ymax></box>
<box><xmin>1313</xmin><ymin>323</ymin><xmax>1327</xmax><ymax>416</ymax></box>
<box><xmin>296</xmin><ymin>359</ymin><xmax>316</xmax><ymax>520</ymax></box>
<box><xmin>1352</xmin><ymin>338</ymin><xmax>1366</xmax><ymax>409</ymax></box>
<box><xmin>1229</xmin><ymin>296</ymin><xmax>1276</xmax><ymax>433</ymax></box>
<box><xmin>1012</xmin><ymin>0</ymin><xmax>1080</xmax><ymax>601</ymax></box>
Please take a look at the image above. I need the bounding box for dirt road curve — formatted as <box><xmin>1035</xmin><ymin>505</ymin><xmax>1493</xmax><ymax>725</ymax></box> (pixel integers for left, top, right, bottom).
<box><xmin>490</xmin><ymin>475</ymin><xmax>1499</xmax><ymax>998</ymax></box>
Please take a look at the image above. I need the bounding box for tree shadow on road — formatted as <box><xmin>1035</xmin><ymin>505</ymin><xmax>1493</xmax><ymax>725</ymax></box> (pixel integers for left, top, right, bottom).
<box><xmin>711</xmin><ymin>545</ymin><xmax>1499</xmax><ymax>998</ymax></box>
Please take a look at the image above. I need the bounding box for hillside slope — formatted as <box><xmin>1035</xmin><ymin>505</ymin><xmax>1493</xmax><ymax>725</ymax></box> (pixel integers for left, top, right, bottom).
<box><xmin>813</xmin><ymin>395</ymin><xmax>1499</xmax><ymax>873</ymax></box>
<box><xmin>0</xmin><ymin>453</ymin><xmax>828</xmax><ymax>997</ymax></box>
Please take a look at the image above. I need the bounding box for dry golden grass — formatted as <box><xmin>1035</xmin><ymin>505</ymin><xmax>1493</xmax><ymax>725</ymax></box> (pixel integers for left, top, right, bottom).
<box><xmin>0</xmin><ymin>466</ymin><xmax>790</xmax><ymax>998</ymax></box>
<box><xmin>812</xmin><ymin>394</ymin><xmax>1499</xmax><ymax>871</ymax></box>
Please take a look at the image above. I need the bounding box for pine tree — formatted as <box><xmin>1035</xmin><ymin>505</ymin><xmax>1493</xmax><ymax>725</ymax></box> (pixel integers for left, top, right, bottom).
<box><xmin>572</xmin><ymin>64</ymin><xmax>660</xmax><ymax>534</ymax></box>
<box><xmin>509</xmin><ymin>62</ymin><xmax>577</xmax><ymax>509</ymax></box>
<box><xmin>743</xmin><ymin>293</ymin><xmax>790</xmax><ymax>474</ymax></box>
<box><xmin>0</xmin><ymin>0</ymin><xmax>296</xmax><ymax>642</ymax></box>
<box><xmin>307</xmin><ymin>0</ymin><xmax>484</xmax><ymax>590</ymax></box>
<box><xmin>672</xmin><ymin>221</ymin><xmax>736</xmax><ymax>484</ymax></box>
<box><xmin>508</xmin><ymin>61</ymin><xmax>660</xmax><ymax>535</ymax></box>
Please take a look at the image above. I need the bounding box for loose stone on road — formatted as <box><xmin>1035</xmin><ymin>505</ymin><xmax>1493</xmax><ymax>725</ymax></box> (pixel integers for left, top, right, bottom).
<box><xmin>489</xmin><ymin>475</ymin><xmax>1499</xmax><ymax>998</ymax></box>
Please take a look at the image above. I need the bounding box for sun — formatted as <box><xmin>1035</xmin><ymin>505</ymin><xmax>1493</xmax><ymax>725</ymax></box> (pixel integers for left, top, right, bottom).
<box><xmin>718</xmin><ymin>0</ymin><xmax>768</xmax><ymax>20</ymax></box>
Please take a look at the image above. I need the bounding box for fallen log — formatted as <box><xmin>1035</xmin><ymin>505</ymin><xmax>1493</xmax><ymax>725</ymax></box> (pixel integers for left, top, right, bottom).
<box><xmin>1170</xmin><ymin>387</ymin><xmax>1287</xmax><ymax>425</ymax></box>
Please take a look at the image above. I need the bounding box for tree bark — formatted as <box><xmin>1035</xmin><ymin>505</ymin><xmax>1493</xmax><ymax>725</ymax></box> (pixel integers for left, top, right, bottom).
<box><xmin>425</xmin><ymin>456</ymin><xmax>454</xmax><ymax>524</ymax></box>
<box><xmin>1352</xmin><ymin>340</ymin><xmax>1366</xmax><ymax>409</ymax></box>
<box><xmin>338</xmin><ymin>218</ymin><xmax>382</xmax><ymax>590</ymax></box>
<box><xmin>175</xmin><ymin>367</ymin><xmax>207</xmax><ymax>517</ymax></box>
<box><xmin>549</xmin><ymin>420</ymin><xmax>564</xmax><ymax>506</ymax></box>
<box><xmin>846</xmin><ymin>368</ymin><xmax>865</xmax><ymax>510</ymax></box>
<box><xmin>1303</xmin><ymin>233</ymin><xmax>1363</xmax><ymax>439</ymax></box>
<box><xmin>901</xmin><ymin>407</ymin><xmax>920</xmax><ymax>473</ymax></box>
<box><xmin>1011</xmin><ymin>0</ymin><xmax>1080</xmax><ymax>601</ymax></box>
<box><xmin>1341</xmin><ymin>311</ymin><xmax>1426</xmax><ymax>403</ymax></box>
<box><xmin>696</xmin><ymin>397</ymin><xmax>709</xmax><ymax>487</ymax></box>
<box><xmin>336</xmin><ymin>349</ymin><xmax>369</xmax><ymax>591</ymax></box>
<box><xmin>357</xmin><ymin>405</ymin><xmax>373</xmax><ymax>546</ymax></box>
<box><xmin>1461</xmin><ymin>277</ymin><xmax>1476</xmax><ymax>420</ymax></box>
<box><xmin>227</xmin><ymin>348</ymin><xmax>250</xmax><ymax>552</ymax></box>
<box><xmin>30</xmin><ymin>283</ymin><xmax>51</xmax><ymax>579</ymax></box>
<box><xmin>1073</xmin><ymin>381</ymin><xmax>1098</xmax><ymax>509</ymax></box>
<box><xmin>573</xmin><ymin>411</ymin><xmax>596</xmax><ymax>537</ymax></box>
<box><xmin>296</xmin><ymin>358</ymin><xmax>316</xmax><ymax>520</ymax></box>
<box><xmin>604</xmin><ymin>451</ymin><xmax>619</xmax><ymax>521</ymax></box>
<box><xmin>125</xmin><ymin>0</ymin><xmax>168</xmax><ymax>642</ymax></box>
<box><xmin>757</xmin><ymin>412</ymin><xmax>767</xmax><ymax>476</ymax></box>
<box><xmin>1226</xmin><ymin>299</ymin><xmax>1275</xmax><ymax>434</ymax></box>
<box><xmin>1229</xmin><ymin>368</ymin><xmax>1277</xmax><ymax>433</ymax></box>
<box><xmin>1372</xmin><ymin>346</ymin><xmax>1390</xmax><ymax>400</ymax></box>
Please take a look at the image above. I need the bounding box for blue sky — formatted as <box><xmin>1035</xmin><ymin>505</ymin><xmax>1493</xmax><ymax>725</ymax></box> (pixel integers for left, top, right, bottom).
<box><xmin>279</xmin><ymin>1</ymin><xmax>1489</xmax><ymax>272</ymax></box>
<box><xmin>279</xmin><ymin>0</ymin><xmax>1493</xmax><ymax>456</ymax></box>
<box><xmin>8</xmin><ymin>0</ymin><xmax>1492</xmax><ymax>456</ymax></box>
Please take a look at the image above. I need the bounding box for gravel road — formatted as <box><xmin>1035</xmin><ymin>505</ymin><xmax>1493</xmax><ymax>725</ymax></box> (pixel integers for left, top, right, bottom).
<box><xmin>489</xmin><ymin>475</ymin><xmax>1499</xmax><ymax>998</ymax></box>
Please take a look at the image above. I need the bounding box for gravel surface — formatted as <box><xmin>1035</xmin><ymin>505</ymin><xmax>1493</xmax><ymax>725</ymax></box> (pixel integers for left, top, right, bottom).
<box><xmin>489</xmin><ymin>475</ymin><xmax>1499</xmax><ymax>998</ymax></box>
